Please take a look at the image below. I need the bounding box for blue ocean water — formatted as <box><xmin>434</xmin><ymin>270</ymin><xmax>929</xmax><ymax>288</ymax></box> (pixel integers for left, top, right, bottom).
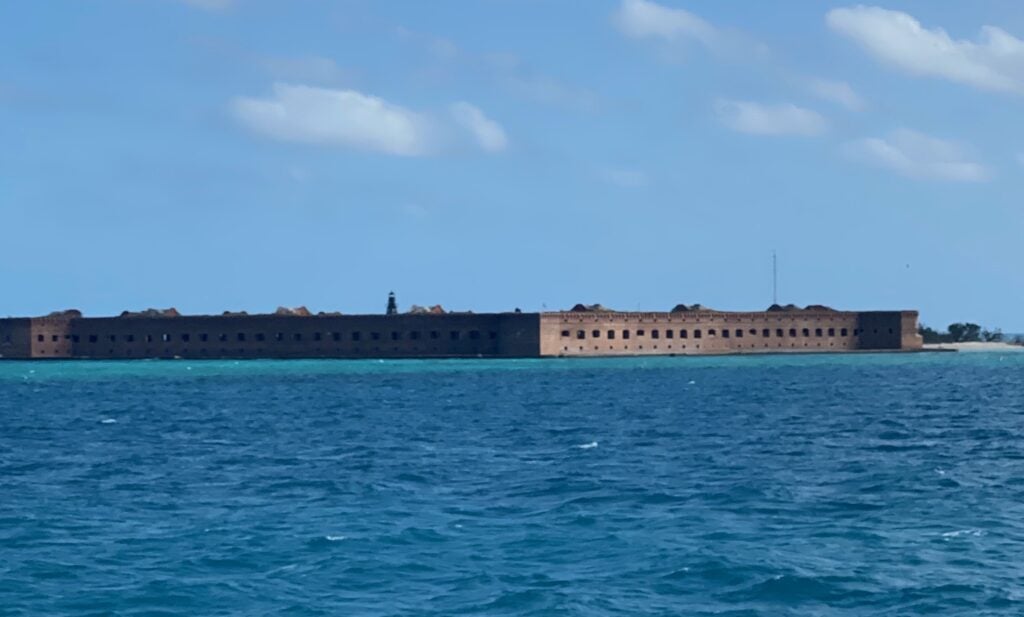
<box><xmin>3</xmin><ymin>353</ymin><xmax>1024</xmax><ymax>616</ymax></box>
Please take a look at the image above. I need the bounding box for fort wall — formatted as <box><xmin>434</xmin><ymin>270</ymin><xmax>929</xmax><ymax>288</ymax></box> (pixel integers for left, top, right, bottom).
<box><xmin>0</xmin><ymin>318</ymin><xmax>32</xmax><ymax>359</ymax></box>
<box><xmin>6</xmin><ymin>313</ymin><xmax>540</xmax><ymax>360</ymax></box>
<box><xmin>0</xmin><ymin>308</ymin><xmax>922</xmax><ymax>360</ymax></box>
<box><xmin>539</xmin><ymin>310</ymin><xmax>921</xmax><ymax>356</ymax></box>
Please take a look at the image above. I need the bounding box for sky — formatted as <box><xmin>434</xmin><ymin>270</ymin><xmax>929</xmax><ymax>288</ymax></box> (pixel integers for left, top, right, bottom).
<box><xmin>2</xmin><ymin>1</ymin><xmax>1023</xmax><ymax>330</ymax></box>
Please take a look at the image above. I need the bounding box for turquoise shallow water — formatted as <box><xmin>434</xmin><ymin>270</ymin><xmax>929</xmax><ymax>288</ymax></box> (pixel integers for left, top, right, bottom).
<box><xmin>3</xmin><ymin>353</ymin><xmax>1024</xmax><ymax>615</ymax></box>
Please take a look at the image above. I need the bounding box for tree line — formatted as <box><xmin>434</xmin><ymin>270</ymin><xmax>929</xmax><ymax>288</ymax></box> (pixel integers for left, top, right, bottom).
<box><xmin>917</xmin><ymin>322</ymin><xmax>1023</xmax><ymax>344</ymax></box>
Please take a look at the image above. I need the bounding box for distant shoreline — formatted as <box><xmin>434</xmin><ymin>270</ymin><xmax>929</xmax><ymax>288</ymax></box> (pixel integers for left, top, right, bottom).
<box><xmin>923</xmin><ymin>342</ymin><xmax>1024</xmax><ymax>352</ymax></box>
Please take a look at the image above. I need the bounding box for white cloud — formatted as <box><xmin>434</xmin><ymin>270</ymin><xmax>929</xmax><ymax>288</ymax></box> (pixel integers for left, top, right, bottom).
<box><xmin>613</xmin><ymin>0</ymin><xmax>717</xmax><ymax>46</ymax></box>
<box><xmin>808</xmin><ymin>78</ymin><xmax>865</xmax><ymax>111</ymax></box>
<box><xmin>231</xmin><ymin>83</ymin><xmax>434</xmax><ymax>156</ymax></box>
<box><xmin>603</xmin><ymin>168</ymin><xmax>650</xmax><ymax>188</ymax></box>
<box><xmin>450</xmin><ymin>102</ymin><xmax>507</xmax><ymax>153</ymax></box>
<box><xmin>827</xmin><ymin>6</ymin><xmax>1024</xmax><ymax>94</ymax></box>
<box><xmin>715</xmin><ymin>100</ymin><xmax>827</xmax><ymax>136</ymax></box>
<box><xmin>180</xmin><ymin>0</ymin><xmax>233</xmax><ymax>10</ymax></box>
<box><xmin>845</xmin><ymin>129</ymin><xmax>990</xmax><ymax>182</ymax></box>
<box><xmin>232</xmin><ymin>84</ymin><xmax>505</xmax><ymax>156</ymax></box>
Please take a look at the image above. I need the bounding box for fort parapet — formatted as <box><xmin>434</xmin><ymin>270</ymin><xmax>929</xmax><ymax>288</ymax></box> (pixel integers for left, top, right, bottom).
<box><xmin>0</xmin><ymin>297</ymin><xmax>923</xmax><ymax>360</ymax></box>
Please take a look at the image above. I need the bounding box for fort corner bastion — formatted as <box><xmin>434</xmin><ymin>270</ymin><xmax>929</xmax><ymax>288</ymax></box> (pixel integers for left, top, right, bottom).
<box><xmin>0</xmin><ymin>296</ymin><xmax>922</xmax><ymax>360</ymax></box>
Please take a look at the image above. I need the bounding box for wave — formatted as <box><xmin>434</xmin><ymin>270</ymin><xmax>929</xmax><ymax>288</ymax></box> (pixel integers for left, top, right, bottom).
<box><xmin>942</xmin><ymin>529</ymin><xmax>985</xmax><ymax>538</ymax></box>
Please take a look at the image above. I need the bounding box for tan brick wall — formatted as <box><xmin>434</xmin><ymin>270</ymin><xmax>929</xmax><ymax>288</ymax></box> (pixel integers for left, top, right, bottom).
<box><xmin>540</xmin><ymin>310</ymin><xmax>919</xmax><ymax>357</ymax></box>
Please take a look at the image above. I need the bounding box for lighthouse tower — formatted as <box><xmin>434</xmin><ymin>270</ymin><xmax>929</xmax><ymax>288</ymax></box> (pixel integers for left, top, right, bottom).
<box><xmin>386</xmin><ymin>291</ymin><xmax>398</xmax><ymax>316</ymax></box>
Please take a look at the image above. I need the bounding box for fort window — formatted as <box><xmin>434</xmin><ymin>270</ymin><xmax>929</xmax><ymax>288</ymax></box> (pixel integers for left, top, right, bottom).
<box><xmin>652</xmin><ymin>330</ymin><xmax>660</xmax><ymax>339</ymax></box>
<box><xmin>637</xmin><ymin>329</ymin><xmax>645</xmax><ymax>336</ymax></box>
<box><xmin>561</xmin><ymin>330</ymin><xmax>570</xmax><ymax>337</ymax></box>
<box><xmin>708</xmin><ymin>329</ymin><xmax>716</xmax><ymax>337</ymax></box>
<box><xmin>888</xmin><ymin>328</ymin><xmax>894</xmax><ymax>334</ymax></box>
<box><xmin>802</xmin><ymin>328</ymin><xmax>810</xmax><ymax>337</ymax></box>
<box><xmin>763</xmin><ymin>329</ymin><xmax>770</xmax><ymax>337</ymax></box>
<box><xmin>391</xmin><ymin>332</ymin><xmax>401</xmax><ymax>341</ymax></box>
<box><xmin>776</xmin><ymin>329</ymin><xmax>784</xmax><ymax>337</ymax></box>
<box><xmin>352</xmin><ymin>332</ymin><xmax>361</xmax><ymax>341</ymax></box>
<box><xmin>52</xmin><ymin>335</ymin><xmax>59</xmax><ymax>342</ymax></box>
<box><xmin>470</xmin><ymin>331</ymin><xmax>481</xmax><ymax>340</ymax></box>
<box><xmin>162</xmin><ymin>334</ymin><xmax>171</xmax><ymax>342</ymax></box>
<box><xmin>489</xmin><ymin>331</ymin><xmax>497</xmax><ymax>340</ymax></box>
<box><xmin>371</xmin><ymin>332</ymin><xmax>381</xmax><ymax>341</ymax></box>
<box><xmin>680</xmin><ymin>329</ymin><xmax>688</xmax><ymax>338</ymax></box>
<box><xmin>237</xmin><ymin>333</ymin><xmax>246</xmax><ymax>342</ymax></box>
<box><xmin>607</xmin><ymin>330</ymin><xmax>615</xmax><ymax>339</ymax></box>
<box><xmin>666</xmin><ymin>330</ymin><xmax>674</xmax><ymax>339</ymax></box>
<box><xmin>828</xmin><ymin>328</ymin><xmax>835</xmax><ymax>336</ymax></box>
<box><xmin>409</xmin><ymin>331</ymin><xmax>420</xmax><ymax>340</ymax></box>
<box><xmin>256</xmin><ymin>333</ymin><xmax>266</xmax><ymax>342</ymax></box>
<box><xmin>722</xmin><ymin>329</ymin><xmax>730</xmax><ymax>338</ymax></box>
<box><xmin>294</xmin><ymin>333</ymin><xmax>303</xmax><ymax>341</ymax></box>
<box><xmin>332</xmin><ymin>332</ymin><xmax>341</xmax><ymax>341</ymax></box>
<box><xmin>450</xmin><ymin>331</ymin><xmax>460</xmax><ymax>340</ymax></box>
<box><xmin>314</xmin><ymin>332</ymin><xmax>322</xmax><ymax>341</ymax></box>
<box><xmin>181</xmin><ymin>334</ymin><xmax>190</xmax><ymax>342</ymax></box>
<box><xmin>72</xmin><ymin>335</ymin><xmax>80</xmax><ymax>343</ymax></box>
<box><xmin>576</xmin><ymin>330</ymin><xmax>585</xmax><ymax>340</ymax></box>
<box><xmin>200</xmin><ymin>334</ymin><xmax>208</xmax><ymax>342</ymax></box>
<box><xmin>749</xmin><ymin>329</ymin><xmax>757</xmax><ymax>336</ymax></box>
<box><xmin>218</xmin><ymin>334</ymin><xmax>228</xmax><ymax>342</ymax></box>
<box><xmin>789</xmin><ymin>328</ymin><xmax>797</xmax><ymax>337</ymax></box>
<box><xmin>37</xmin><ymin>334</ymin><xmax>44</xmax><ymax>342</ymax></box>
<box><xmin>841</xmin><ymin>328</ymin><xmax>848</xmax><ymax>336</ymax></box>
<box><xmin>735</xmin><ymin>329</ymin><xmax>743</xmax><ymax>338</ymax></box>
<box><xmin>88</xmin><ymin>335</ymin><xmax>98</xmax><ymax>343</ymax></box>
<box><xmin>623</xmin><ymin>330</ymin><xmax>630</xmax><ymax>339</ymax></box>
<box><xmin>694</xmin><ymin>329</ymin><xmax>702</xmax><ymax>338</ymax></box>
<box><xmin>146</xmin><ymin>334</ymin><xmax>153</xmax><ymax>343</ymax></box>
<box><xmin>430</xmin><ymin>331</ymin><xmax>439</xmax><ymax>340</ymax></box>
<box><xmin>815</xmin><ymin>328</ymin><xmax>823</xmax><ymax>337</ymax></box>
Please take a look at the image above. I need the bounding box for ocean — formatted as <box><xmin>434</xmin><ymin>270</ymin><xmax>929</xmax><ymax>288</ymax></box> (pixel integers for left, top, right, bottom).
<box><xmin>3</xmin><ymin>353</ymin><xmax>1024</xmax><ymax>616</ymax></box>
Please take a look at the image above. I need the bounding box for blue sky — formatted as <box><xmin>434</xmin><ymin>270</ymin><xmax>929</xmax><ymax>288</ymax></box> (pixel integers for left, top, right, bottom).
<box><xmin>2</xmin><ymin>1</ymin><xmax>1023</xmax><ymax>330</ymax></box>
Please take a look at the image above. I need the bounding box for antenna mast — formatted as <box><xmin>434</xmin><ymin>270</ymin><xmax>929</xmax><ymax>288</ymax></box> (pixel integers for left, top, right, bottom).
<box><xmin>772</xmin><ymin>250</ymin><xmax>778</xmax><ymax>305</ymax></box>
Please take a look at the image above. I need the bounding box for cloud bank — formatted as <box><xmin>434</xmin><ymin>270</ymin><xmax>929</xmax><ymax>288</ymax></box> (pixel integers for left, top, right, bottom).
<box><xmin>613</xmin><ymin>0</ymin><xmax>717</xmax><ymax>47</ymax></box>
<box><xmin>231</xmin><ymin>84</ymin><xmax>505</xmax><ymax>156</ymax></box>
<box><xmin>450</xmin><ymin>102</ymin><xmax>507</xmax><ymax>152</ymax></box>
<box><xmin>715</xmin><ymin>100</ymin><xmax>827</xmax><ymax>136</ymax></box>
<box><xmin>827</xmin><ymin>6</ymin><xmax>1024</xmax><ymax>94</ymax></box>
<box><xmin>845</xmin><ymin>129</ymin><xmax>989</xmax><ymax>182</ymax></box>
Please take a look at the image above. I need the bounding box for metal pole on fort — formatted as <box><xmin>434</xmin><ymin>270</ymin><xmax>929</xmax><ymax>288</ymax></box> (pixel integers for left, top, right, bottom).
<box><xmin>772</xmin><ymin>250</ymin><xmax>778</xmax><ymax>305</ymax></box>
